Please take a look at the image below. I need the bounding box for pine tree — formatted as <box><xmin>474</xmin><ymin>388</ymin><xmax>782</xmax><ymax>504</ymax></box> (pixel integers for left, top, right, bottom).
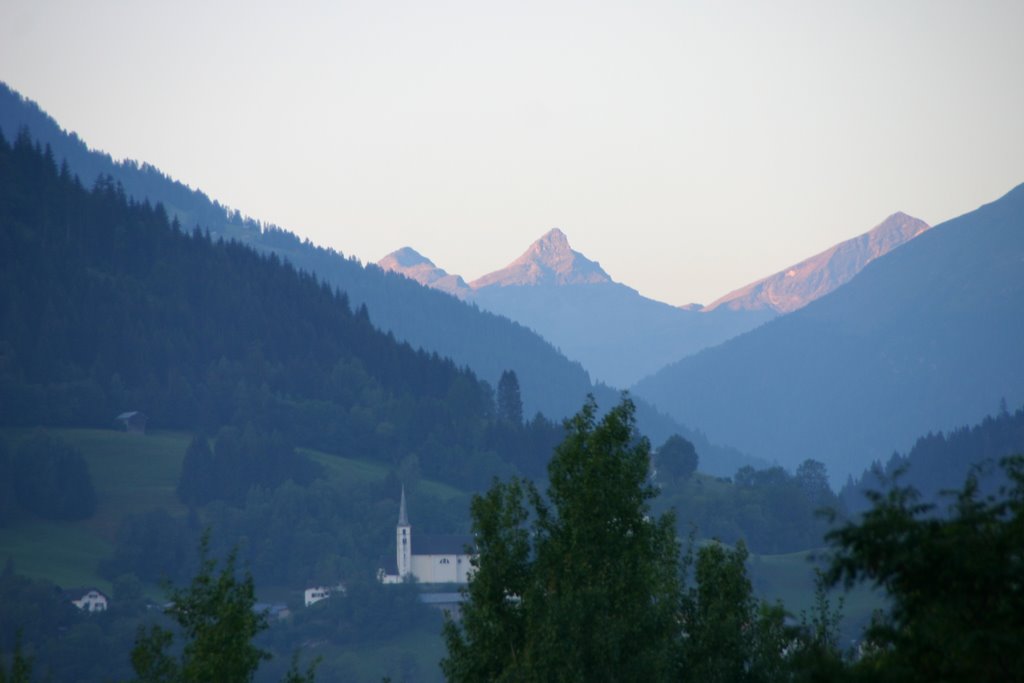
<box><xmin>176</xmin><ymin>436</ymin><xmax>214</xmax><ymax>505</ymax></box>
<box><xmin>496</xmin><ymin>370</ymin><xmax>523</xmax><ymax>426</ymax></box>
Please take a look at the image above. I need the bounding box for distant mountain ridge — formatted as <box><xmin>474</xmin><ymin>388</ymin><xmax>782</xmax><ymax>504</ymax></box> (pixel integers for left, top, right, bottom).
<box><xmin>383</xmin><ymin>234</ymin><xmax>762</xmax><ymax>387</ymax></box>
<box><xmin>636</xmin><ymin>183</ymin><xmax>1024</xmax><ymax>483</ymax></box>
<box><xmin>706</xmin><ymin>212</ymin><xmax>931</xmax><ymax>313</ymax></box>
<box><xmin>381</xmin><ymin>230</ymin><xmax>778</xmax><ymax>387</ymax></box>
<box><xmin>379</xmin><ymin>228</ymin><xmax>613</xmax><ymax>294</ymax></box>
<box><xmin>380</xmin><ymin>214</ymin><xmax>930</xmax><ymax>390</ymax></box>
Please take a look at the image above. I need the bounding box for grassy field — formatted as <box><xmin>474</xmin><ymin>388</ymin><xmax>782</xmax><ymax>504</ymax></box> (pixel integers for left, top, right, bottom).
<box><xmin>309</xmin><ymin>625</ymin><xmax>448</xmax><ymax>683</ymax></box>
<box><xmin>748</xmin><ymin>547</ymin><xmax>883</xmax><ymax>645</ymax></box>
<box><xmin>1</xmin><ymin>426</ymin><xmax>879</xmax><ymax>658</ymax></box>
<box><xmin>3</xmin><ymin>428</ymin><xmax>191</xmax><ymax>537</ymax></box>
<box><xmin>0</xmin><ymin>427</ymin><xmax>467</xmax><ymax>592</ymax></box>
<box><xmin>302</xmin><ymin>447</ymin><xmax>466</xmax><ymax>501</ymax></box>
<box><xmin>0</xmin><ymin>427</ymin><xmax>192</xmax><ymax>591</ymax></box>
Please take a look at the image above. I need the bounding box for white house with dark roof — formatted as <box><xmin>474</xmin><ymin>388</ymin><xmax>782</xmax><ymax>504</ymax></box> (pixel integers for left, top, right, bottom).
<box><xmin>65</xmin><ymin>587</ymin><xmax>109</xmax><ymax>612</ymax></box>
<box><xmin>304</xmin><ymin>583</ymin><xmax>346</xmax><ymax>607</ymax></box>
<box><xmin>379</xmin><ymin>487</ymin><xmax>474</xmax><ymax>585</ymax></box>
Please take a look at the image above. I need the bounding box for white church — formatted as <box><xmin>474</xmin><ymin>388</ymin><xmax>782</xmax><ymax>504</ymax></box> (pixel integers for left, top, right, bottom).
<box><xmin>379</xmin><ymin>488</ymin><xmax>475</xmax><ymax>585</ymax></box>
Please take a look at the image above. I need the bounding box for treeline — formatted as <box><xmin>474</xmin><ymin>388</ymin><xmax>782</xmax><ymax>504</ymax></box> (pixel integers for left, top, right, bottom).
<box><xmin>655</xmin><ymin>454</ymin><xmax>842</xmax><ymax>554</ymax></box>
<box><xmin>840</xmin><ymin>402</ymin><xmax>1024</xmax><ymax>513</ymax></box>
<box><xmin>0</xmin><ymin>127</ymin><xmax>564</xmax><ymax>491</ymax></box>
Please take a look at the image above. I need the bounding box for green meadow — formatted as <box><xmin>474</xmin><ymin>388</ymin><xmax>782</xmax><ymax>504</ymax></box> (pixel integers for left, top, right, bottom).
<box><xmin>0</xmin><ymin>427</ymin><xmax>874</xmax><ymax>646</ymax></box>
<box><xmin>0</xmin><ymin>428</ymin><xmax>464</xmax><ymax>590</ymax></box>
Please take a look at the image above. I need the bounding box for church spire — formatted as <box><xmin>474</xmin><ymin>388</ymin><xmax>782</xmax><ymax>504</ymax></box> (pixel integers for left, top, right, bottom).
<box><xmin>398</xmin><ymin>485</ymin><xmax>409</xmax><ymax>526</ymax></box>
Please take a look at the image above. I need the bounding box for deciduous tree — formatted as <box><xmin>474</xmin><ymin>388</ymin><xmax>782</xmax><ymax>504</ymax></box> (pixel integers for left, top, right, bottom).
<box><xmin>657</xmin><ymin>434</ymin><xmax>699</xmax><ymax>483</ymax></box>
<box><xmin>443</xmin><ymin>396</ymin><xmax>681</xmax><ymax>682</ymax></box>
<box><xmin>131</xmin><ymin>533</ymin><xmax>270</xmax><ymax>683</ymax></box>
<box><xmin>824</xmin><ymin>455</ymin><xmax>1024</xmax><ymax>682</ymax></box>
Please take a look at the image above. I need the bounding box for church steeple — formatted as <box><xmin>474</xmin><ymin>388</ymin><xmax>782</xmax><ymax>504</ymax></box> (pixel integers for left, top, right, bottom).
<box><xmin>398</xmin><ymin>485</ymin><xmax>409</xmax><ymax>526</ymax></box>
<box><xmin>397</xmin><ymin>486</ymin><xmax>411</xmax><ymax>578</ymax></box>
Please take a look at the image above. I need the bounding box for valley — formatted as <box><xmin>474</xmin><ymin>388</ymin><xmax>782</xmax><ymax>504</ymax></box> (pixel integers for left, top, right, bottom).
<box><xmin>1</xmin><ymin>56</ymin><xmax>1021</xmax><ymax>681</ymax></box>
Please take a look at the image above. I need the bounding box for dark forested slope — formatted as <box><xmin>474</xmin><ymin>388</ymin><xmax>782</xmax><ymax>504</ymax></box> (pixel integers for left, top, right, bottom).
<box><xmin>840</xmin><ymin>404</ymin><xmax>1024</xmax><ymax>513</ymax></box>
<box><xmin>0</xmin><ymin>129</ymin><xmax>570</xmax><ymax>488</ymax></box>
<box><xmin>0</xmin><ymin>81</ymin><xmax>754</xmax><ymax>474</ymax></box>
<box><xmin>0</xmin><ymin>82</ymin><xmax>591</xmax><ymax>420</ymax></box>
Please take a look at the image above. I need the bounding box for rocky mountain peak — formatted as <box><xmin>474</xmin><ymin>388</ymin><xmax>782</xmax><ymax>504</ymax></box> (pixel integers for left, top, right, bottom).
<box><xmin>379</xmin><ymin>246</ymin><xmax>433</xmax><ymax>270</ymax></box>
<box><xmin>471</xmin><ymin>228</ymin><xmax>613</xmax><ymax>288</ymax></box>
<box><xmin>377</xmin><ymin>247</ymin><xmax>470</xmax><ymax>298</ymax></box>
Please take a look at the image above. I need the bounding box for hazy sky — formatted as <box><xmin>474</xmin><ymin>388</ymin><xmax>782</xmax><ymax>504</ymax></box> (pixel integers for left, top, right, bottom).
<box><xmin>2</xmin><ymin>1</ymin><xmax>1022</xmax><ymax>304</ymax></box>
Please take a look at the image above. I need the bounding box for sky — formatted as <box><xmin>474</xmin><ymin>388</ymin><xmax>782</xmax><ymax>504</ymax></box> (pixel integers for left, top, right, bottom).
<box><xmin>1</xmin><ymin>0</ymin><xmax>1022</xmax><ymax>305</ymax></box>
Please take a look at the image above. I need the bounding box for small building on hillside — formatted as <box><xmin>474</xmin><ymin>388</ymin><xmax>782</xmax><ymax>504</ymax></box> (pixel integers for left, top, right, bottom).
<box><xmin>304</xmin><ymin>583</ymin><xmax>346</xmax><ymax>607</ymax></box>
<box><xmin>378</xmin><ymin>487</ymin><xmax>475</xmax><ymax>585</ymax></box>
<box><xmin>65</xmin><ymin>587</ymin><xmax>109</xmax><ymax>613</ymax></box>
<box><xmin>115</xmin><ymin>411</ymin><xmax>148</xmax><ymax>434</ymax></box>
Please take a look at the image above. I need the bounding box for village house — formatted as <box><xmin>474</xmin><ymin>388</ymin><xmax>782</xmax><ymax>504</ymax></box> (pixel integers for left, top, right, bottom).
<box><xmin>304</xmin><ymin>583</ymin><xmax>346</xmax><ymax>607</ymax></box>
<box><xmin>65</xmin><ymin>587</ymin><xmax>109</xmax><ymax>612</ymax></box>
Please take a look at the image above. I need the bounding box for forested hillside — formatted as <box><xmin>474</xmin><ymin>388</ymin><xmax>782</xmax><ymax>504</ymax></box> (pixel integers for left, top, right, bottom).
<box><xmin>637</xmin><ymin>183</ymin><xmax>1024</xmax><ymax>482</ymax></box>
<box><xmin>0</xmin><ymin>128</ymin><xmax>567</xmax><ymax>490</ymax></box>
<box><xmin>0</xmin><ymin>82</ymin><xmax>588</xmax><ymax>421</ymax></box>
<box><xmin>840</xmin><ymin>403</ymin><xmax>1024</xmax><ymax>513</ymax></box>
<box><xmin>0</xmin><ymin>82</ymin><xmax>757</xmax><ymax>474</ymax></box>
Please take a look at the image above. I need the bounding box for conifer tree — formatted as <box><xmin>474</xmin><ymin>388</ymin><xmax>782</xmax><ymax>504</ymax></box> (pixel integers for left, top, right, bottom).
<box><xmin>496</xmin><ymin>370</ymin><xmax>523</xmax><ymax>425</ymax></box>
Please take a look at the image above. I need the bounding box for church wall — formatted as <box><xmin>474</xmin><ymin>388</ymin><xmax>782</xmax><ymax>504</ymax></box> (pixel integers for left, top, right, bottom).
<box><xmin>456</xmin><ymin>554</ymin><xmax>473</xmax><ymax>583</ymax></box>
<box><xmin>412</xmin><ymin>553</ymin><xmax>473</xmax><ymax>584</ymax></box>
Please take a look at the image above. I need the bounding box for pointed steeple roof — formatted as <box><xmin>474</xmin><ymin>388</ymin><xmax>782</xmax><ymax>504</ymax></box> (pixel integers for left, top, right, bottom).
<box><xmin>398</xmin><ymin>486</ymin><xmax>409</xmax><ymax>526</ymax></box>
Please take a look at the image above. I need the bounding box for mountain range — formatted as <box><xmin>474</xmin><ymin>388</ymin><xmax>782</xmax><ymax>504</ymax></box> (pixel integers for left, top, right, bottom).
<box><xmin>635</xmin><ymin>184</ymin><xmax>1024</xmax><ymax>483</ymax></box>
<box><xmin>379</xmin><ymin>230</ymin><xmax>768</xmax><ymax>387</ymax></box>
<box><xmin>379</xmin><ymin>215</ymin><xmax>930</xmax><ymax>388</ymax></box>
<box><xmin>8</xmin><ymin>79</ymin><xmax>1011</xmax><ymax>487</ymax></box>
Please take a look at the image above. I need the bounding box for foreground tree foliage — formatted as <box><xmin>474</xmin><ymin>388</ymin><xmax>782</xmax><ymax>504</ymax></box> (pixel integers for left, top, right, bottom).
<box><xmin>0</xmin><ymin>632</ymin><xmax>33</xmax><ymax>683</ymax></box>
<box><xmin>824</xmin><ymin>455</ymin><xmax>1024</xmax><ymax>682</ymax></box>
<box><xmin>442</xmin><ymin>397</ymin><xmax>681</xmax><ymax>682</ymax></box>
<box><xmin>679</xmin><ymin>540</ymin><xmax>791</xmax><ymax>683</ymax></box>
<box><xmin>131</xmin><ymin>533</ymin><xmax>314</xmax><ymax>683</ymax></box>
